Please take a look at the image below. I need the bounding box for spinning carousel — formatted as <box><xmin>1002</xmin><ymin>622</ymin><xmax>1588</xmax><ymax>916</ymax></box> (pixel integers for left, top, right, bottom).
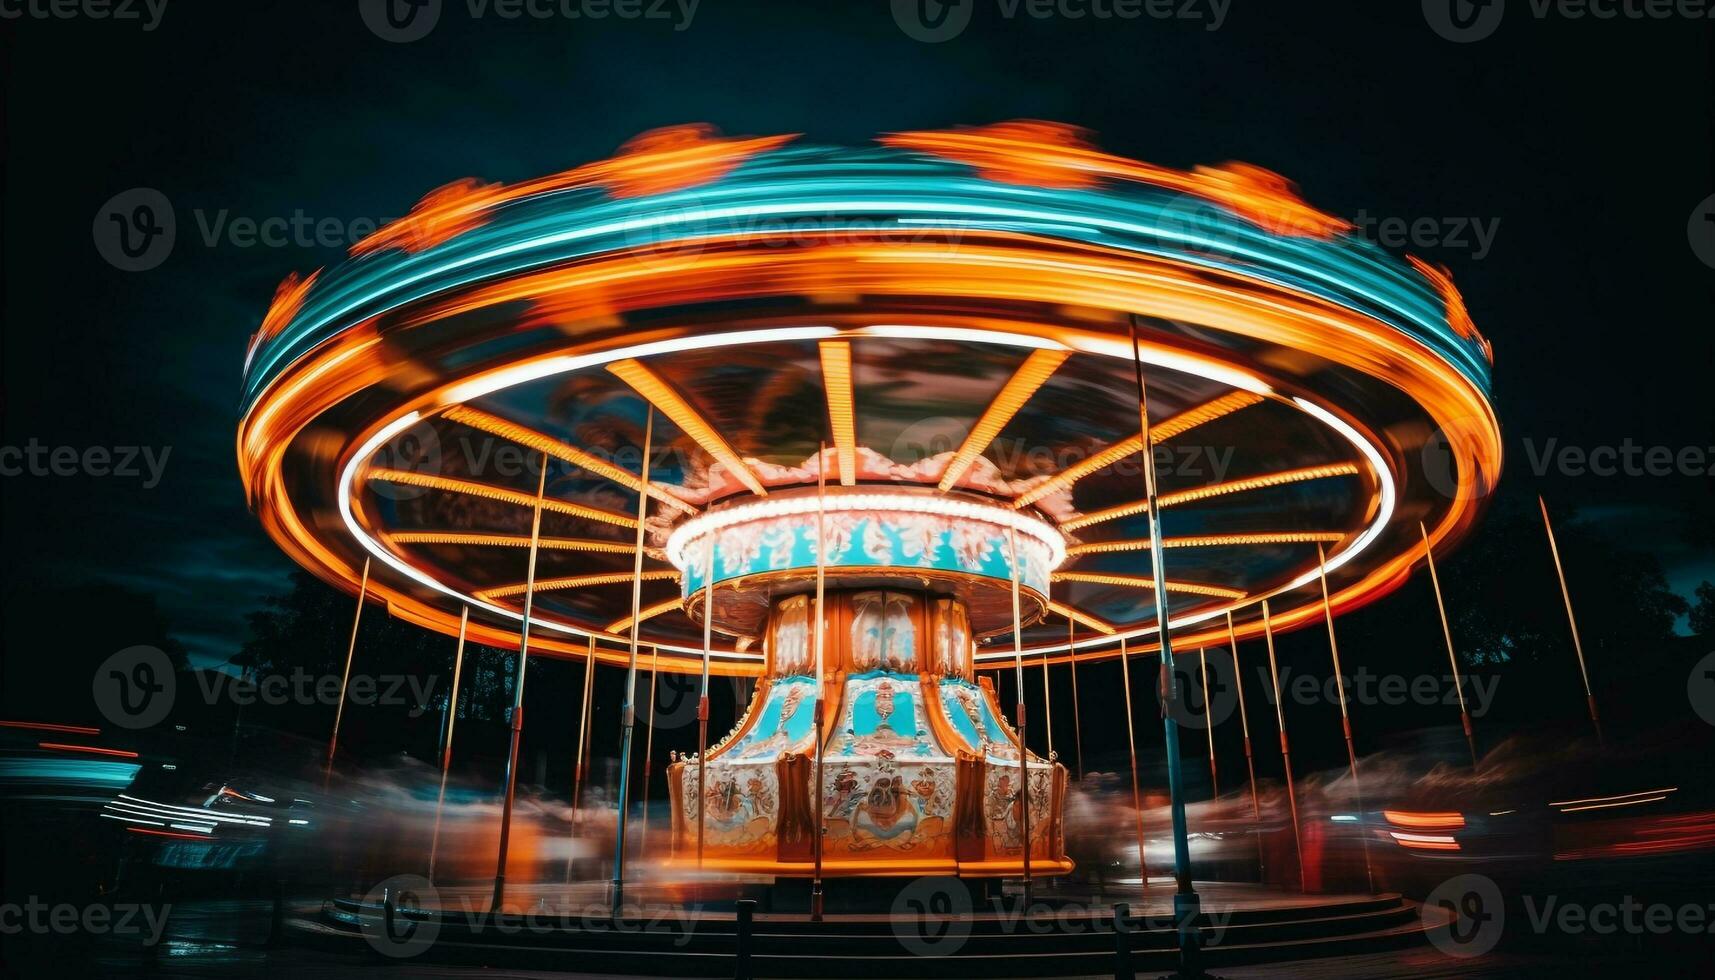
<box><xmin>237</xmin><ymin>121</ymin><xmax>1500</xmax><ymax>892</ymax></box>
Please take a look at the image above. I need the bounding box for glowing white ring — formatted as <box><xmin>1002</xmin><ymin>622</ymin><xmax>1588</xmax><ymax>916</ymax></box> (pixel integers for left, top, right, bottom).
<box><xmin>337</xmin><ymin>328</ymin><xmax>841</xmax><ymax>660</ymax></box>
<box><xmin>334</xmin><ymin>324</ymin><xmax>1386</xmax><ymax>663</ymax></box>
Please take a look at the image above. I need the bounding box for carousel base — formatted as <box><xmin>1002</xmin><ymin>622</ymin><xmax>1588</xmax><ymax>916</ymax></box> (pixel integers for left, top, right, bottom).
<box><xmin>308</xmin><ymin>880</ymin><xmax>1452</xmax><ymax>976</ymax></box>
<box><xmin>660</xmin><ymin>856</ymin><xmax>1078</xmax><ymax>880</ymax></box>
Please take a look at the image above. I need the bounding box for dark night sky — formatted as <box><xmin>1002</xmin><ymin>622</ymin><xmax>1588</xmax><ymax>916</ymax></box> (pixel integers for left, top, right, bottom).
<box><xmin>2</xmin><ymin>0</ymin><xmax>1711</xmax><ymax>669</ymax></box>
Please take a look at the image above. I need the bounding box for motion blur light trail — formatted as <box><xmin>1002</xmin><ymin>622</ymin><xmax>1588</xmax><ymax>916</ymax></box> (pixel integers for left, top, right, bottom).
<box><xmin>237</xmin><ymin>121</ymin><xmax>1500</xmax><ymax>677</ymax></box>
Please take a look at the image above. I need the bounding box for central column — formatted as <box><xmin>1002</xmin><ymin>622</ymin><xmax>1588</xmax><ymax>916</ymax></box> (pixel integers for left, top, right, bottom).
<box><xmin>660</xmin><ymin>484</ymin><xmax>1072</xmax><ymax>879</ymax></box>
<box><xmin>665</xmin><ymin>588</ymin><xmax>1071</xmax><ymax>878</ymax></box>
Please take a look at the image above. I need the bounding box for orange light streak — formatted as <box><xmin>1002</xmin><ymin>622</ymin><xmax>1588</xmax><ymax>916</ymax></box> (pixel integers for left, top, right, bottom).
<box><xmin>938</xmin><ymin>348</ymin><xmax>1071</xmax><ymax>492</ymax></box>
<box><xmin>1383</xmin><ymin>810</ymin><xmax>1466</xmax><ymax>830</ymax></box>
<box><xmin>606</xmin><ymin>597</ymin><xmax>685</xmax><ymax>634</ymax></box>
<box><xmin>1551</xmin><ymin>810</ymin><xmax>1715</xmax><ymax>861</ymax></box>
<box><xmin>608</xmin><ymin>358</ymin><xmax>767</xmax><ymax>496</ymax></box>
<box><xmin>1408</xmin><ymin>255</ymin><xmax>1492</xmax><ymax>363</ymax></box>
<box><xmin>881</xmin><ymin>121</ymin><xmax>1352</xmax><ymax>238</ymax></box>
<box><xmin>385</xmin><ymin>531</ymin><xmax>662</xmax><ymax>560</ymax></box>
<box><xmin>442</xmin><ymin>405</ymin><xmax>694</xmax><ymax>514</ymax></box>
<box><xmin>38</xmin><ymin>742</ymin><xmax>139</xmax><ymax>759</ymax></box>
<box><xmin>1051</xmin><ymin>571</ymin><xmax>1245</xmax><ymax>600</ymax></box>
<box><xmin>246</xmin><ymin>270</ymin><xmax>318</xmax><ymax>371</ymax></box>
<box><xmin>351</xmin><ymin>126</ymin><xmax>797</xmax><ymax>256</ymax></box>
<box><xmin>128</xmin><ymin>827</ymin><xmax>211</xmax><ymax>841</ymax></box>
<box><xmin>1558</xmin><ymin>795</ymin><xmax>1670</xmax><ymax>814</ymax></box>
<box><xmin>1046</xmin><ymin>601</ymin><xmax>1117</xmax><ymax>635</ymax></box>
<box><xmin>0</xmin><ymin>721</ymin><xmax>101</xmax><ymax>735</ymax></box>
<box><xmin>477</xmin><ymin>569</ymin><xmax>679</xmax><ymax>602</ymax></box>
<box><xmin>1388</xmin><ymin>831</ymin><xmax>1460</xmax><ymax>851</ymax></box>
<box><xmin>366</xmin><ymin>469</ymin><xmax>637</xmax><ymax>528</ymax></box>
<box><xmin>1013</xmin><ymin>390</ymin><xmax>1262</xmax><ymax>507</ymax></box>
<box><xmin>817</xmin><ymin>342</ymin><xmax>857</xmax><ymax>486</ymax></box>
<box><xmin>1059</xmin><ymin>463</ymin><xmax>1362</xmax><ymax>531</ymax></box>
<box><xmin>1550</xmin><ymin>788</ymin><xmax>1678</xmax><ymax>808</ymax></box>
<box><xmin>1065</xmin><ymin>531</ymin><xmax>1345</xmax><ymax>557</ymax></box>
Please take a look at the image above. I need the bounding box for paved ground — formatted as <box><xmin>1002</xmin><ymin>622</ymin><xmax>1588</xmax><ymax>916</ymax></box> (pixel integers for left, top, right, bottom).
<box><xmin>412</xmin><ymin>876</ymin><xmax>1383</xmax><ymax>917</ymax></box>
<box><xmin>53</xmin><ymin>941</ymin><xmax>1711</xmax><ymax>980</ymax></box>
<box><xmin>6</xmin><ymin>893</ymin><xmax>1706</xmax><ymax>979</ymax></box>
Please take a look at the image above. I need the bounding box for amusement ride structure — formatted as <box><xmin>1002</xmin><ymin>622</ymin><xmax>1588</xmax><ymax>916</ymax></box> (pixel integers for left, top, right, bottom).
<box><xmin>237</xmin><ymin>121</ymin><xmax>1500</xmax><ymax>935</ymax></box>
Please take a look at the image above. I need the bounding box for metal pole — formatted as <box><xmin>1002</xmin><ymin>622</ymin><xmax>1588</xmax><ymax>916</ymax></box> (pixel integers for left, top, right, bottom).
<box><xmin>1226</xmin><ymin>611</ymin><xmax>1264</xmax><ymax>881</ymax></box>
<box><xmin>572</xmin><ymin>636</ymin><xmax>596</xmax><ymax>832</ymax></box>
<box><xmin>1262</xmin><ymin>599</ymin><xmax>1306</xmax><ymax>892</ymax></box>
<box><xmin>1006</xmin><ymin>527</ymin><xmax>1033</xmax><ymax>905</ymax></box>
<box><xmin>696</xmin><ymin>528</ymin><xmax>714</xmax><ymax>872</ymax></box>
<box><xmin>639</xmin><ymin>645</ymin><xmax>660</xmax><ymax>857</ymax></box>
<box><xmin>735</xmin><ymin>899</ymin><xmax>755</xmax><ymax>980</ymax></box>
<box><xmin>491</xmin><ymin>451</ymin><xmax>550</xmax><ymax>911</ymax></box>
<box><xmin>1130</xmin><ymin>314</ymin><xmax>1201</xmax><ymax>967</ymax></box>
<box><xmin>1117</xmin><ymin>638</ymin><xmax>1149</xmax><ymax>888</ymax></box>
<box><xmin>810</xmin><ymin>444</ymin><xmax>829</xmax><ymax>920</ymax></box>
<box><xmin>1040</xmin><ymin>650</ymin><xmax>1055</xmax><ymax>761</ymax></box>
<box><xmin>1068</xmin><ymin>618</ymin><xmax>1084</xmax><ymax>782</ymax></box>
<box><xmin>1316</xmin><ymin>544</ymin><xmax>1374</xmax><ymax>892</ymax></box>
<box><xmin>324</xmin><ymin>555</ymin><xmax>372</xmax><ymax>782</ymax></box>
<box><xmin>440</xmin><ymin>606</ymin><xmax>471</xmax><ymax>771</ymax></box>
<box><xmin>610</xmin><ymin>409</ymin><xmax>654</xmax><ymax>913</ymax></box>
<box><xmin>1113</xmin><ymin>902</ymin><xmax>1135</xmax><ymax>980</ymax></box>
<box><xmin>1421</xmin><ymin>522</ymin><xmax>1479</xmax><ymax>766</ymax></box>
<box><xmin>1540</xmin><ymin>497</ymin><xmax>1603</xmax><ymax>743</ymax></box>
<box><xmin>564</xmin><ymin>635</ymin><xmax>596</xmax><ymax>884</ymax></box>
<box><xmin>1198</xmin><ymin>648</ymin><xmax>1218</xmax><ymax>800</ymax></box>
<box><xmin>428</xmin><ymin>604</ymin><xmax>469</xmax><ymax>881</ymax></box>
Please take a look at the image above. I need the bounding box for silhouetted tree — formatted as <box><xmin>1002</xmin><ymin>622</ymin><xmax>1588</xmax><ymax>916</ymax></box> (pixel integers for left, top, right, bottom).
<box><xmin>1691</xmin><ymin>581</ymin><xmax>1715</xmax><ymax>637</ymax></box>
<box><xmin>237</xmin><ymin>570</ymin><xmax>516</xmax><ymax>758</ymax></box>
<box><xmin>1434</xmin><ymin>498</ymin><xmax>1687</xmax><ymax>666</ymax></box>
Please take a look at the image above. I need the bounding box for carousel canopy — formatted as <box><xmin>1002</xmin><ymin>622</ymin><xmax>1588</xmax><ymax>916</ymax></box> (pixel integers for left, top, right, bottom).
<box><xmin>237</xmin><ymin>121</ymin><xmax>1500</xmax><ymax>675</ymax></box>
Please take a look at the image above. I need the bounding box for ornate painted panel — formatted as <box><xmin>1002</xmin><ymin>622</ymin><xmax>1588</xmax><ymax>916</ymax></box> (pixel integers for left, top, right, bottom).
<box><xmin>938</xmin><ymin>677</ymin><xmax>1022</xmax><ymax>762</ymax></box>
<box><xmin>724</xmin><ymin>676</ymin><xmax>819</xmax><ymax>761</ymax></box>
<box><xmin>666</xmin><ymin>589</ymin><xmax>1070</xmax><ymax>876</ymax></box>
<box><xmin>819</xmin><ymin>758</ymin><xmax>955</xmax><ymax>856</ymax></box>
<box><xmin>677</xmin><ymin>761</ymin><xmax>781</xmax><ymax>853</ymax></box>
<box><xmin>678</xmin><ymin>510</ymin><xmax>1053</xmax><ymax>599</ymax></box>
